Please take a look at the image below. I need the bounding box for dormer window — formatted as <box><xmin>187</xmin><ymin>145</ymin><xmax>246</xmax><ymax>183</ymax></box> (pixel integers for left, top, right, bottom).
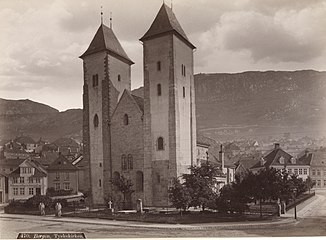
<box><xmin>279</xmin><ymin>156</ymin><xmax>285</xmax><ymax>164</ymax></box>
<box><xmin>290</xmin><ymin>157</ymin><xmax>296</xmax><ymax>164</ymax></box>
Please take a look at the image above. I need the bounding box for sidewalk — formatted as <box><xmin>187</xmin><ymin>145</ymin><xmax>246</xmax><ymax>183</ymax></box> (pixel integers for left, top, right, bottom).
<box><xmin>282</xmin><ymin>192</ymin><xmax>325</xmax><ymax>218</ymax></box>
<box><xmin>0</xmin><ymin>212</ymin><xmax>296</xmax><ymax>230</ymax></box>
<box><xmin>1</xmin><ymin>193</ymin><xmax>320</xmax><ymax>231</ymax></box>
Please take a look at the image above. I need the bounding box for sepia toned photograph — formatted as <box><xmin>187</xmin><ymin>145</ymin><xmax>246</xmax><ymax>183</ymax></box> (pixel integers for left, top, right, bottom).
<box><xmin>0</xmin><ymin>0</ymin><xmax>326</xmax><ymax>238</ymax></box>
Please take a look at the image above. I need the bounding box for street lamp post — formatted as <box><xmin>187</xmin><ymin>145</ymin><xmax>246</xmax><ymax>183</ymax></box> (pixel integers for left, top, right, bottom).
<box><xmin>293</xmin><ymin>188</ymin><xmax>297</xmax><ymax>220</ymax></box>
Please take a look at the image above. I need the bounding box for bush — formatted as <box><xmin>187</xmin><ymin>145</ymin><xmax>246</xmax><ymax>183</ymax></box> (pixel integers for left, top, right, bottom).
<box><xmin>24</xmin><ymin>195</ymin><xmax>53</xmax><ymax>208</ymax></box>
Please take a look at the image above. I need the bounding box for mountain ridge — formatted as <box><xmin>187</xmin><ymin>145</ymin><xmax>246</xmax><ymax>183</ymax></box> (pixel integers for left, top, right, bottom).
<box><xmin>1</xmin><ymin>70</ymin><xmax>325</xmax><ymax>142</ymax></box>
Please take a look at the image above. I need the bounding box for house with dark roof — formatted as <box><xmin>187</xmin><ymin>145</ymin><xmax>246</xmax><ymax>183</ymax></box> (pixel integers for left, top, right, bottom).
<box><xmin>234</xmin><ymin>152</ymin><xmax>263</xmax><ymax>181</ymax></box>
<box><xmin>251</xmin><ymin>143</ymin><xmax>312</xmax><ymax>180</ymax></box>
<box><xmin>0</xmin><ymin>158</ymin><xmax>25</xmax><ymax>175</ymax></box>
<box><xmin>309</xmin><ymin>148</ymin><xmax>326</xmax><ymax>188</ymax></box>
<box><xmin>52</xmin><ymin>137</ymin><xmax>81</xmax><ymax>160</ymax></box>
<box><xmin>47</xmin><ymin>154</ymin><xmax>79</xmax><ymax>194</ymax></box>
<box><xmin>8</xmin><ymin>158</ymin><xmax>47</xmax><ymax>200</ymax></box>
<box><xmin>14</xmin><ymin>136</ymin><xmax>38</xmax><ymax>152</ymax></box>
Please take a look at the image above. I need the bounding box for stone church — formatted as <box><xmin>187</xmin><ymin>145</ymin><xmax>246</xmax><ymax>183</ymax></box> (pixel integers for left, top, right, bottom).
<box><xmin>80</xmin><ymin>3</ymin><xmax>198</xmax><ymax>207</ymax></box>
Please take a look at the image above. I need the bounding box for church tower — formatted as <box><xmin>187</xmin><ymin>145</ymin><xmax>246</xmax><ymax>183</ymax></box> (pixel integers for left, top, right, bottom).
<box><xmin>80</xmin><ymin>23</ymin><xmax>134</xmax><ymax>205</ymax></box>
<box><xmin>140</xmin><ymin>4</ymin><xmax>197</xmax><ymax>206</ymax></box>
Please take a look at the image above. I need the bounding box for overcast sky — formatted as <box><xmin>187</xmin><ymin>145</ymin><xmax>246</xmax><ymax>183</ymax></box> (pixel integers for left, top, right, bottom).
<box><xmin>1</xmin><ymin>0</ymin><xmax>326</xmax><ymax>111</ymax></box>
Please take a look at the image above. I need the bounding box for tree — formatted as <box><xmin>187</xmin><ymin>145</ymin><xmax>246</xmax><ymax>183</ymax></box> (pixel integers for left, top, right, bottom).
<box><xmin>168</xmin><ymin>178</ymin><xmax>191</xmax><ymax>214</ymax></box>
<box><xmin>111</xmin><ymin>175</ymin><xmax>134</xmax><ymax>209</ymax></box>
<box><xmin>182</xmin><ymin>161</ymin><xmax>221</xmax><ymax>211</ymax></box>
<box><xmin>304</xmin><ymin>176</ymin><xmax>315</xmax><ymax>193</ymax></box>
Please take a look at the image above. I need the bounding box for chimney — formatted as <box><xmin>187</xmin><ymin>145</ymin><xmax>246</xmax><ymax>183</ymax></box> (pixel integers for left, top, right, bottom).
<box><xmin>219</xmin><ymin>144</ymin><xmax>225</xmax><ymax>173</ymax></box>
<box><xmin>274</xmin><ymin>143</ymin><xmax>280</xmax><ymax>150</ymax></box>
<box><xmin>305</xmin><ymin>149</ymin><xmax>309</xmax><ymax>156</ymax></box>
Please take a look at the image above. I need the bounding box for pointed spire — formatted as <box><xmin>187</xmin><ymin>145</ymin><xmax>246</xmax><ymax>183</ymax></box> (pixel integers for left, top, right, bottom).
<box><xmin>101</xmin><ymin>6</ymin><xmax>103</xmax><ymax>24</ymax></box>
<box><xmin>80</xmin><ymin>24</ymin><xmax>134</xmax><ymax>65</ymax></box>
<box><xmin>171</xmin><ymin>0</ymin><xmax>173</xmax><ymax>10</ymax></box>
<box><xmin>140</xmin><ymin>3</ymin><xmax>195</xmax><ymax>49</ymax></box>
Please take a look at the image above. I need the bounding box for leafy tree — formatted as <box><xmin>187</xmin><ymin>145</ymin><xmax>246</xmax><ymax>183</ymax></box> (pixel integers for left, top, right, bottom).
<box><xmin>111</xmin><ymin>175</ymin><xmax>134</xmax><ymax>209</ymax></box>
<box><xmin>168</xmin><ymin>178</ymin><xmax>191</xmax><ymax>214</ymax></box>
<box><xmin>304</xmin><ymin>176</ymin><xmax>315</xmax><ymax>193</ymax></box>
<box><xmin>182</xmin><ymin>161</ymin><xmax>221</xmax><ymax>211</ymax></box>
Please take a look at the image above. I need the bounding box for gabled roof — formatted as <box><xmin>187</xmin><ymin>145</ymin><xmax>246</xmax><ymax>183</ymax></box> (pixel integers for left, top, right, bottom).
<box><xmin>140</xmin><ymin>3</ymin><xmax>195</xmax><ymax>49</ymax></box>
<box><xmin>251</xmin><ymin>146</ymin><xmax>293</xmax><ymax>169</ymax></box>
<box><xmin>52</xmin><ymin>138</ymin><xmax>79</xmax><ymax>148</ymax></box>
<box><xmin>234</xmin><ymin>153</ymin><xmax>263</xmax><ymax>170</ymax></box>
<box><xmin>0</xmin><ymin>158</ymin><xmax>25</xmax><ymax>168</ymax></box>
<box><xmin>9</xmin><ymin>158</ymin><xmax>47</xmax><ymax>177</ymax></box>
<box><xmin>80</xmin><ymin>24</ymin><xmax>134</xmax><ymax>65</ymax></box>
<box><xmin>47</xmin><ymin>154</ymin><xmax>78</xmax><ymax>171</ymax></box>
<box><xmin>131</xmin><ymin>94</ymin><xmax>144</xmax><ymax>113</ymax></box>
<box><xmin>310</xmin><ymin>148</ymin><xmax>326</xmax><ymax>166</ymax></box>
<box><xmin>113</xmin><ymin>90</ymin><xmax>144</xmax><ymax>116</ymax></box>
<box><xmin>196</xmin><ymin>134</ymin><xmax>212</xmax><ymax>147</ymax></box>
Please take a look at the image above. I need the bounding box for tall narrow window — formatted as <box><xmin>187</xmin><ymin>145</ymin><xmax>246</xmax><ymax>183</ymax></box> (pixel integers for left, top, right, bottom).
<box><xmin>99</xmin><ymin>179</ymin><xmax>102</xmax><ymax>187</ymax></box>
<box><xmin>121</xmin><ymin>155</ymin><xmax>127</xmax><ymax>170</ymax></box>
<box><xmin>157</xmin><ymin>84</ymin><xmax>162</xmax><ymax>96</ymax></box>
<box><xmin>123</xmin><ymin>114</ymin><xmax>129</xmax><ymax>125</ymax></box>
<box><xmin>157</xmin><ymin>61</ymin><xmax>161</xmax><ymax>71</ymax></box>
<box><xmin>94</xmin><ymin>114</ymin><xmax>99</xmax><ymax>128</ymax></box>
<box><xmin>157</xmin><ymin>137</ymin><xmax>164</xmax><ymax>150</ymax></box>
<box><xmin>118</xmin><ymin>74</ymin><xmax>121</xmax><ymax>82</ymax></box>
<box><xmin>92</xmin><ymin>74</ymin><xmax>99</xmax><ymax>87</ymax></box>
<box><xmin>181</xmin><ymin>65</ymin><xmax>186</xmax><ymax>76</ymax></box>
<box><xmin>127</xmin><ymin>154</ymin><xmax>133</xmax><ymax>170</ymax></box>
<box><xmin>183</xmin><ymin>87</ymin><xmax>185</xmax><ymax>98</ymax></box>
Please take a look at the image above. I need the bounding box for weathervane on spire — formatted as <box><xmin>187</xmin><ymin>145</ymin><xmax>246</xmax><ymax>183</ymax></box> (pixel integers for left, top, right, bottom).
<box><xmin>101</xmin><ymin>6</ymin><xmax>103</xmax><ymax>24</ymax></box>
<box><xmin>110</xmin><ymin>12</ymin><xmax>112</xmax><ymax>29</ymax></box>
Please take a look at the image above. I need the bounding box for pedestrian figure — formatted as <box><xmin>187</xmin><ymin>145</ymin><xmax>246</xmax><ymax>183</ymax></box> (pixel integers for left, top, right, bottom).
<box><xmin>40</xmin><ymin>202</ymin><xmax>45</xmax><ymax>216</ymax></box>
<box><xmin>39</xmin><ymin>203</ymin><xmax>43</xmax><ymax>216</ymax></box>
<box><xmin>55</xmin><ymin>203</ymin><xmax>58</xmax><ymax>217</ymax></box>
<box><xmin>57</xmin><ymin>202</ymin><xmax>62</xmax><ymax>217</ymax></box>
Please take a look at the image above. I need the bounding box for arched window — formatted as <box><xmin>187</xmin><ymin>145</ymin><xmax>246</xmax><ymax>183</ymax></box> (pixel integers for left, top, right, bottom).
<box><xmin>157</xmin><ymin>84</ymin><xmax>162</xmax><ymax>96</ymax></box>
<box><xmin>123</xmin><ymin>114</ymin><xmax>129</xmax><ymax>125</ymax></box>
<box><xmin>157</xmin><ymin>137</ymin><xmax>164</xmax><ymax>150</ymax></box>
<box><xmin>121</xmin><ymin>155</ymin><xmax>127</xmax><ymax>170</ymax></box>
<box><xmin>93</xmin><ymin>114</ymin><xmax>99</xmax><ymax>128</ymax></box>
<box><xmin>118</xmin><ymin>74</ymin><xmax>121</xmax><ymax>82</ymax></box>
<box><xmin>136</xmin><ymin>171</ymin><xmax>144</xmax><ymax>192</ymax></box>
<box><xmin>157</xmin><ymin>61</ymin><xmax>161</xmax><ymax>71</ymax></box>
<box><xmin>127</xmin><ymin>154</ymin><xmax>133</xmax><ymax>170</ymax></box>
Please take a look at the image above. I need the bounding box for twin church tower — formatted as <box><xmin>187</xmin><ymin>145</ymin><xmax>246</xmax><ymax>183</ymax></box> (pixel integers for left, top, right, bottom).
<box><xmin>80</xmin><ymin>3</ymin><xmax>197</xmax><ymax>207</ymax></box>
